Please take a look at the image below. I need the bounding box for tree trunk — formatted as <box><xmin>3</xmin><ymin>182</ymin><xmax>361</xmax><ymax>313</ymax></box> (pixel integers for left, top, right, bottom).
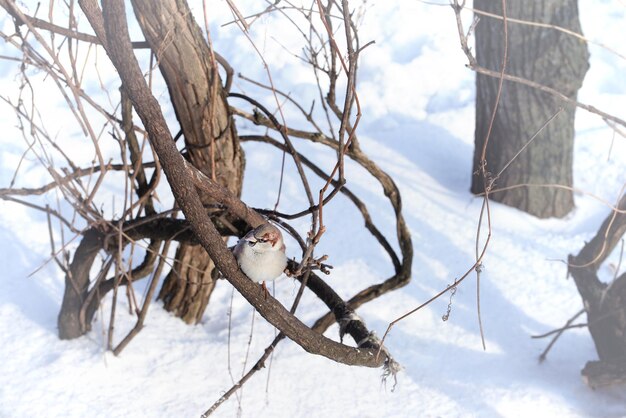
<box><xmin>472</xmin><ymin>0</ymin><xmax>589</xmax><ymax>218</ymax></box>
<box><xmin>569</xmin><ymin>193</ymin><xmax>626</xmax><ymax>388</ymax></box>
<box><xmin>130</xmin><ymin>0</ymin><xmax>244</xmax><ymax>323</ymax></box>
<box><xmin>57</xmin><ymin>228</ymin><xmax>104</xmax><ymax>339</ymax></box>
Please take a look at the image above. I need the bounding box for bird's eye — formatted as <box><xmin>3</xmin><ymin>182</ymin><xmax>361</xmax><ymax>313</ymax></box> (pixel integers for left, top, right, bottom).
<box><xmin>257</xmin><ymin>238</ymin><xmax>267</xmax><ymax>243</ymax></box>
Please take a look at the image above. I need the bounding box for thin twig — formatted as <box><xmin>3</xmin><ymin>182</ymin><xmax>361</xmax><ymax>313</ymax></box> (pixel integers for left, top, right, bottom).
<box><xmin>534</xmin><ymin>309</ymin><xmax>586</xmax><ymax>362</ymax></box>
<box><xmin>112</xmin><ymin>240</ymin><xmax>169</xmax><ymax>355</ymax></box>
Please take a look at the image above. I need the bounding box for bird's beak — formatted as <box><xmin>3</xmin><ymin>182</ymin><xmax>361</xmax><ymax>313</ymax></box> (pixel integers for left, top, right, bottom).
<box><xmin>245</xmin><ymin>237</ymin><xmax>257</xmax><ymax>247</ymax></box>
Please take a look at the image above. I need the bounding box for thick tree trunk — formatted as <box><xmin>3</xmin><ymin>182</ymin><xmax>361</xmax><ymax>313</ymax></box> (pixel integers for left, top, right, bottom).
<box><xmin>472</xmin><ymin>0</ymin><xmax>589</xmax><ymax>218</ymax></box>
<box><xmin>130</xmin><ymin>0</ymin><xmax>244</xmax><ymax>323</ymax></box>
<box><xmin>158</xmin><ymin>244</ymin><xmax>219</xmax><ymax>321</ymax></box>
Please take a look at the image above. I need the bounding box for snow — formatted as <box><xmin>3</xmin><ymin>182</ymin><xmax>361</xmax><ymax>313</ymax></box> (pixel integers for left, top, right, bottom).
<box><xmin>1</xmin><ymin>1</ymin><xmax>626</xmax><ymax>417</ymax></box>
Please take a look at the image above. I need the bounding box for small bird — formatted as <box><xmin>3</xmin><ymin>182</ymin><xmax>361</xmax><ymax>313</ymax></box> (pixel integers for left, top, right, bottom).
<box><xmin>233</xmin><ymin>223</ymin><xmax>288</xmax><ymax>297</ymax></box>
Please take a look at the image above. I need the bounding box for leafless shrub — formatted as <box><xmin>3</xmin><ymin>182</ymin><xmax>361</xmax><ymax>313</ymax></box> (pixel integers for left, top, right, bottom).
<box><xmin>0</xmin><ymin>0</ymin><xmax>410</xmax><ymax>412</ymax></box>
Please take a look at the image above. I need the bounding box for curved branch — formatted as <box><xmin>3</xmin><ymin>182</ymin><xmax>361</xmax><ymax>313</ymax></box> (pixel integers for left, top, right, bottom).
<box><xmin>231</xmin><ymin>108</ymin><xmax>413</xmax><ymax>331</ymax></box>
<box><xmin>229</xmin><ymin>92</ymin><xmax>315</xmax><ymax>208</ymax></box>
<box><xmin>242</xmin><ymin>134</ymin><xmax>401</xmax><ymax>272</ymax></box>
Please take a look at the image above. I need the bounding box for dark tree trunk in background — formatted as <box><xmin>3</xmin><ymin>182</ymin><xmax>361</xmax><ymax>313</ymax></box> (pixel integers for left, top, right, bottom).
<box><xmin>130</xmin><ymin>0</ymin><xmax>244</xmax><ymax>324</ymax></box>
<box><xmin>472</xmin><ymin>0</ymin><xmax>589</xmax><ymax>218</ymax></box>
<box><xmin>569</xmin><ymin>193</ymin><xmax>626</xmax><ymax>388</ymax></box>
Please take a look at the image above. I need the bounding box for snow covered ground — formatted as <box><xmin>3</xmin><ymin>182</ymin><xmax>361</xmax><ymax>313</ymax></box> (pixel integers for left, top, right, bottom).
<box><xmin>1</xmin><ymin>1</ymin><xmax>626</xmax><ymax>417</ymax></box>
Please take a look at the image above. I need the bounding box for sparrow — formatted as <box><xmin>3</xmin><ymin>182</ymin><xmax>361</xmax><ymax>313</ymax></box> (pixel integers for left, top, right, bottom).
<box><xmin>233</xmin><ymin>223</ymin><xmax>288</xmax><ymax>297</ymax></box>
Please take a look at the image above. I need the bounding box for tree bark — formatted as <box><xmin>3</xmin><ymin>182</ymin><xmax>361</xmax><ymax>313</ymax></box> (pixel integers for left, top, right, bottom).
<box><xmin>569</xmin><ymin>193</ymin><xmax>626</xmax><ymax>387</ymax></box>
<box><xmin>472</xmin><ymin>0</ymin><xmax>589</xmax><ymax>218</ymax></box>
<box><xmin>57</xmin><ymin>228</ymin><xmax>105</xmax><ymax>339</ymax></box>
<box><xmin>129</xmin><ymin>0</ymin><xmax>244</xmax><ymax>323</ymax></box>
